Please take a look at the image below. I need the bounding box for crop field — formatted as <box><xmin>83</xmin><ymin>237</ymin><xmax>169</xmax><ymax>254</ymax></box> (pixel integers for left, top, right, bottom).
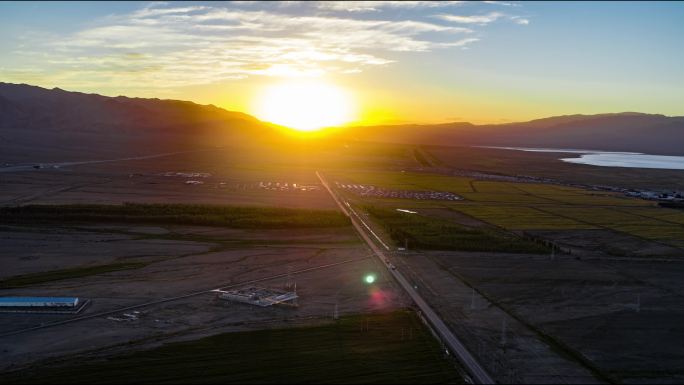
<box><xmin>447</xmin><ymin>205</ymin><xmax>595</xmax><ymax>231</ymax></box>
<box><xmin>471</xmin><ymin>181</ymin><xmax>590</xmax><ymax>196</ymax></box>
<box><xmin>501</xmin><ymin>183</ymin><xmax>588</xmax><ymax>195</ymax></box>
<box><xmin>458</xmin><ymin>192</ymin><xmax>558</xmax><ymax>204</ymax></box>
<box><xmin>334</xmin><ymin>167</ymin><xmax>684</xmax><ymax>250</ymax></box>
<box><xmin>364</xmin><ymin>206</ymin><xmax>549</xmax><ymax>253</ymax></box>
<box><xmin>470</xmin><ymin>182</ymin><xmax>650</xmax><ymax>206</ymax></box>
<box><xmin>536</xmin><ymin>193</ymin><xmax>652</xmax><ymax>206</ymax></box>
<box><xmin>2</xmin><ymin>311</ymin><xmax>463</xmax><ymax>385</ymax></box>
<box><xmin>542</xmin><ymin>207</ymin><xmax>666</xmax><ymax>226</ymax></box>
<box><xmin>624</xmin><ymin>207</ymin><xmax>684</xmax><ymax>225</ymax></box>
<box><xmin>538</xmin><ymin>207</ymin><xmax>684</xmax><ymax>247</ymax></box>
<box><xmin>334</xmin><ymin>170</ymin><xmax>474</xmax><ymax>194</ymax></box>
<box><xmin>609</xmin><ymin>225</ymin><xmax>684</xmax><ymax>247</ymax></box>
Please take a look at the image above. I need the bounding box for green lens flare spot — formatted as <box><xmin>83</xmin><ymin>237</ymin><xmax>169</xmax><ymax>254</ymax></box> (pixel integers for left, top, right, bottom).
<box><xmin>365</xmin><ymin>274</ymin><xmax>376</xmax><ymax>284</ymax></box>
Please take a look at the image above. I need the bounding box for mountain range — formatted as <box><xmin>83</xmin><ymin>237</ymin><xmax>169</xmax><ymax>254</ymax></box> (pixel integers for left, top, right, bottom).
<box><xmin>340</xmin><ymin>113</ymin><xmax>684</xmax><ymax>155</ymax></box>
<box><xmin>1</xmin><ymin>82</ymin><xmax>683</xmax><ymax>160</ymax></box>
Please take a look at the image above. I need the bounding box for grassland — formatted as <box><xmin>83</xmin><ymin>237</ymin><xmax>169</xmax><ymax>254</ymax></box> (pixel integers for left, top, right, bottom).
<box><xmin>0</xmin><ymin>203</ymin><xmax>350</xmax><ymax>229</ymax></box>
<box><xmin>365</xmin><ymin>206</ymin><xmax>549</xmax><ymax>253</ymax></box>
<box><xmin>3</xmin><ymin>311</ymin><xmax>463</xmax><ymax>385</ymax></box>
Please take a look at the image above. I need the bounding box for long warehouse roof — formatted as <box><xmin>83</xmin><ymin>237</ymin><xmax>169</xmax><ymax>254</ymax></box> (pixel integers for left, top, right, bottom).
<box><xmin>0</xmin><ymin>297</ymin><xmax>78</xmax><ymax>303</ymax></box>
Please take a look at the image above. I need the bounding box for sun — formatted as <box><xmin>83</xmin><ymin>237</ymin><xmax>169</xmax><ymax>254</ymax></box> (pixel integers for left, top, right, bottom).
<box><xmin>252</xmin><ymin>80</ymin><xmax>357</xmax><ymax>132</ymax></box>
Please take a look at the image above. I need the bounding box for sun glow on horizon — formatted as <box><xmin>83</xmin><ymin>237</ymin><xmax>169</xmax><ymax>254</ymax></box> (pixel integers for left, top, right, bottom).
<box><xmin>252</xmin><ymin>80</ymin><xmax>357</xmax><ymax>132</ymax></box>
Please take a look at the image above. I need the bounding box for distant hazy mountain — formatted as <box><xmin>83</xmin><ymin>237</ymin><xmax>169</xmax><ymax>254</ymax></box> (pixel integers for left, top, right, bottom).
<box><xmin>343</xmin><ymin>112</ymin><xmax>684</xmax><ymax>155</ymax></box>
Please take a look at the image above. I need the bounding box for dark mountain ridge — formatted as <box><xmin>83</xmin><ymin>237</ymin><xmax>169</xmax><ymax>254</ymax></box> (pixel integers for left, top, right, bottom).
<box><xmin>2</xmin><ymin>82</ymin><xmax>683</xmax><ymax>157</ymax></box>
<box><xmin>0</xmin><ymin>82</ymin><xmax>259</xmax><ymax>133</ymax></box>
<box><xmin>342</xmin><ymin>112</ymin><xmax>684</xmax><ymax>155</ymax></box>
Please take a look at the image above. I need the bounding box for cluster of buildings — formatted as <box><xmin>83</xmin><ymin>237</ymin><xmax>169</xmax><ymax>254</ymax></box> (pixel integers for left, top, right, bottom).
<box><xmin>336</xmin><ymin>182</ymin><xmax>462</xmax><ymax>201</ymax></box>
<box><xmin>258</xmin><ymin>181</ymin><xmax>320</xmax><ymax>192</ymax></box>
<box><xmin>625</xmin><ymin>190</ymin><xmax>684</xmax><ymax>201</ymax></box>
<box><xmin>212</xmin><ymin>286</ymin><xmax>298</xmax><ymax>307</ymax></box>
<box><xmin>157</xmin><ymin>172</ymin><xmax>322</xmax><ymax>192</ymax></box>
<box><xmin>161</xmin><ymin>171</ymin><xmax>212</xmax><ymax>178</ymax></box>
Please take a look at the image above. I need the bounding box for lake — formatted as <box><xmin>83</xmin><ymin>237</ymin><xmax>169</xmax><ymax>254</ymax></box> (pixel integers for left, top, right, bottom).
<box><xmin>481</xmin><ymin>147</ymin><xmax>684</xmax><ymax>170</ymax></box>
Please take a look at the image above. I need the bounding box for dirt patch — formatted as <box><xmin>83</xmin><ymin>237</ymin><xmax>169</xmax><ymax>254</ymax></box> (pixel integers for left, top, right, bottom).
<box><xmin>0</xmin><ymin>224</ymin><xmax>407</xmax><ymax>373</ymax></box>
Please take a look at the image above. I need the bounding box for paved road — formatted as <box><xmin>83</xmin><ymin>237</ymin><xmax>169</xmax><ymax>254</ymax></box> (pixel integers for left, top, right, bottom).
<box><xmin>316</xmin><ymin>171</ymin><xmax>495</xmax><ymax>385</ymax></box>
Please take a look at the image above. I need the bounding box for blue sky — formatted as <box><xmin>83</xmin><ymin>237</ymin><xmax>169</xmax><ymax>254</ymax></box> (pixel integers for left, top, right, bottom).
<box><xmin>1</xmin><ymin>1</ymin><xmax>683</xmax><ymax>124</ymax></box>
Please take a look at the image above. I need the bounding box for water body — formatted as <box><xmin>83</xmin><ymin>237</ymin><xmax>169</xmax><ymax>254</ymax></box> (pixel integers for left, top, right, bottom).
<box><xmin>481</xmin><ymin>146</ymin><xmax>684</xmax><ymax>170</ymax></box>
<box><xmin>562</xmin><ymin>153</ymin><xmax>684</xmax><ymax>170</ymax></box>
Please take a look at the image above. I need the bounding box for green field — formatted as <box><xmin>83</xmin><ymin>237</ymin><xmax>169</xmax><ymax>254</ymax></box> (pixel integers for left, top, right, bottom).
<box><xmin>458</xmin><ymin>192</ymin><xmax>557</xmax><ymax>204</ymax></box>
<box><xmin>335</xmin><ymin>170</ymin><xmax>474</xmax><ymax>194</ymax></box>
<box><xmin>365</xmin><ymin>206</ymin><xmax>550</xmax><ymax>253</ymax></box>
<box><xmin>623</xmin><ymin>207</ymin><xmax>684</xmax><ymax>225</ymax></box>
<box><xmin>449</xmin><ymin>205</ymin><xmax>594</xmax><ymax>230</ymax></box>
<box><xmin>3</xmin><ymin>311</ymin><xmax>463</xmax><ymax>385</ymax></box>
<box><xmin>334</xmin><ymin>168</ymin><xmax>684</xmax><ymax>249</ymax></box>
<box><xmin>0</xmin><ymin>203</ymin><xmax>350</xmax><ymax>229</ymax></box>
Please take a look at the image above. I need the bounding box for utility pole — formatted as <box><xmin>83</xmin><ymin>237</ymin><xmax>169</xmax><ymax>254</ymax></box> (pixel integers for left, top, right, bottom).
<box><xmin>285</xmin><ymin>266</ymin><xmax>293</xmax><ymax>290</ymax></box>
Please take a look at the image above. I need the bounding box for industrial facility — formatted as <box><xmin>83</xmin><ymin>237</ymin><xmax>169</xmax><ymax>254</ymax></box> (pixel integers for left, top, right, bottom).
<box><xmin>212</xmin><ymin>287</ymin><xmax>298</xmax><ymax>307</ymax></box>
<box><xmin>0</xmin><ymin>297</ymin><xmax>89</xmax><ymax>314</ymax></box>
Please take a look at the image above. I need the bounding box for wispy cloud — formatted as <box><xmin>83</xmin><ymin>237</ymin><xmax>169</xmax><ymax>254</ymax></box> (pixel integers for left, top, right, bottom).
<box><xmin>510</xmin><ymin>15</ymin><xmax>530</xmax><ymax>25</ymax></box>
<box><xmin>437</xmin><ymin>12</ymin><xmax>505</xmax><ymax>25</ymax></box>
<box><xmin>483</xmin><ymin>1</ymin><xmax>521</xmax><ymax>7</ymax></box>
<box><xmin>3</xmin><ymin>2</ymin><xmax>530</xmax><ymax>89</ymax></box>
<box><xmin>315</xmin><ymin>1</ymin><xmax>466</xmax><ymax>12</ymax></box>
<box><xmin>437</xmin><ymin>11</ymin><xmax>529</xmax><ymax>26</ymax></box>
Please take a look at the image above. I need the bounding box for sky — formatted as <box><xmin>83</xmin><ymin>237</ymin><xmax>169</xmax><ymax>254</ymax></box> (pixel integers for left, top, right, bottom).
<box><xmin>1</xmin><ymin>1</ymin><xmax>683</xmax><ymax>125</ymax></box>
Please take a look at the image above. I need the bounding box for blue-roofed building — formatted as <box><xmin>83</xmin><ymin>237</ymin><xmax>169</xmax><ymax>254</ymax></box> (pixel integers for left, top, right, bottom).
<box><xmin>0</xmin><ymin>297</ymin><xmax>80</xmax><ymax>308</ymax></box>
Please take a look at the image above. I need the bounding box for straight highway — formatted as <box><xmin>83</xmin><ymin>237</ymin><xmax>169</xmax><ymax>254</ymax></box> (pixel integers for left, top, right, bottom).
<box><xmin>316</xmin><ymin>171</ymin><xmax>495</xmax><ymax>385</ymax></box>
